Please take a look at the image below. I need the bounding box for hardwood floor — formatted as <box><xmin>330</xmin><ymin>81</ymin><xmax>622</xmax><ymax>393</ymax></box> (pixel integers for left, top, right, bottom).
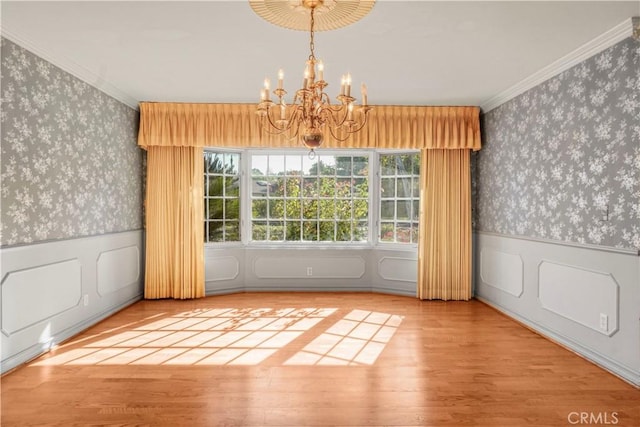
<box><xmin>2</xmin><ymin>293</ymin><xmax>638</xmax><ymax>426</ymax></box>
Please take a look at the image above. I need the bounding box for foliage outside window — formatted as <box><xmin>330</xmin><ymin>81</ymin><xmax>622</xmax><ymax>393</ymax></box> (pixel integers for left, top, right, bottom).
<box><xmin>250</xmin><ymin>154</ymin><xmax>369</xmax><ymax>242</ymax></box>
<box><xmin>204</xmin><ymin>151</ymin><xmax>240</xmax><ymax>242</ymax></box>
<box><xmin>379</xmin><ymin>153</ymin><xmax>420</xmax><ymax>244</ymax></box>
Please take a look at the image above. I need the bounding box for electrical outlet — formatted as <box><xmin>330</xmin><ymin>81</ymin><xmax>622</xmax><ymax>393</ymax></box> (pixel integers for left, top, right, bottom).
<box><xmin>599</xmin><ymin>313</ymin><xmax>608</xmax><ymax>332</ymax></box>
<box><xmin>83</xmin><ymin>294</ymin><xmax>89</xmax><ymax>307</ymax></box>
<box><xmin>307</xmin><ymin>267</ymin><xmax>313</xmax><ymax>276</ymax></box>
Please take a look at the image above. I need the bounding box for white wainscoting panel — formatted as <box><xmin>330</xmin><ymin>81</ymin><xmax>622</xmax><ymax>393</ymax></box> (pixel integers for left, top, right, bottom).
<box><xmin>205</xmin><ymin>255</ymin><xmax>240</xmax><ymax>282</ymax></box>
<box><xmin>1</xmin><ymin>259</ymin><xmax>82</xmax><ymax>336</ymax></box>
<box><xmin>480</xmin><ymin>249</ymin><xmax>524</xmax><ymax>297</ymax></box>
<box><xmin>538</xmin><ymin>261</ymin><xmax>619</xmax><ymax>336</ymax></box>
<box><xmin>253</xmin><ymin>255</ymin><xmax>365</xmax><ymax>279</ymax></box>
<box><xmin>97</xmin><ymin>246</ymin><xmax>140</xmax><ymax>296</ymax></box>
<box><xmin>378</xmin><ymin>257</ymin><xmax>416</xmax><ymax>283</ymax></box>
<box><xmin>474</xmin><ymin>231</ymin><xmax>640</xmax><ymax>387</ymax></box>
<box><xmin>0</xmin><ymin>230</ymin><xmax>144</xmax><ymax>374</ymax></box>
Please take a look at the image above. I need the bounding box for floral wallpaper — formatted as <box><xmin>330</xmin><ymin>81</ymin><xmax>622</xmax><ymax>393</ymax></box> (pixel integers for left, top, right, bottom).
<box><xmin>1</xmin><ymin>38</ymin><xmax>142</xmax><ymax>247</ymax></box>
<box><xmin>475</xmin><ymin>37</ymin><xmax>640</xmax><ymax>251</ymax></box>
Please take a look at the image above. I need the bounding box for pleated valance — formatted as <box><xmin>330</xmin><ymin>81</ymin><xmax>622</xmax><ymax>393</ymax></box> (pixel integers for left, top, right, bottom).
<box><xmin>138</xmin><ymin>102</ymin><xmax>481</xmax><ymax>151</ymax></box>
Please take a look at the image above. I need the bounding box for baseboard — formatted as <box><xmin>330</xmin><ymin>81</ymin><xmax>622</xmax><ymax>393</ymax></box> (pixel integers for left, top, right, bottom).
<box><xmin>1</xmin><ymin>294</ymin><xmax>142</xmax><ymax>375</ymax></box>
<box><xmin>476</xmin><ymin>296</ymin><xmax>640</xmax><ymax>388</ymax></box>
<box><xmin>371</xmin><ymin>286</ymin><xmax>416</xmax><ymax>298</ymax></box>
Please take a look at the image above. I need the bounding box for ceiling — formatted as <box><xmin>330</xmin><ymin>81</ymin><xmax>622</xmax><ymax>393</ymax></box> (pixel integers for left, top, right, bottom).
<box><xmin>2</xmin><ymin>1</ymin><xmax>638</xmax><ymax>110</ymax></box>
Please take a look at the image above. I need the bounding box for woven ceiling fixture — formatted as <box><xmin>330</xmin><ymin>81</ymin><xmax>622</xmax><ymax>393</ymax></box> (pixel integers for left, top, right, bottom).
<box><xmin>251</xmin><ymin>0</ymin><xmax>375</xmax><ymax>157</ymax></box>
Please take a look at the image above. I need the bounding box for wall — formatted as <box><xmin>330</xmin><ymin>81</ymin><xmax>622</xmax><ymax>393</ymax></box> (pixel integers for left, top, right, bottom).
<box><xmin>0</xmin><ymin>38</ymin><xmax>144</xmax><ymax>373</ymax></box>
<box><xmin>474</xmin><ymin>36</ymin><xmax>640</xmax><ymax>386</ymax></box>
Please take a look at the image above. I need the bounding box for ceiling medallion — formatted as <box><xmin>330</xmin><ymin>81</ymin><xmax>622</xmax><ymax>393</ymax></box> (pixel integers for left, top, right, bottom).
<box><xmin>249</xmin><ymin>0</ymin><xmax>376</xmax><ymax>31</ymax></box>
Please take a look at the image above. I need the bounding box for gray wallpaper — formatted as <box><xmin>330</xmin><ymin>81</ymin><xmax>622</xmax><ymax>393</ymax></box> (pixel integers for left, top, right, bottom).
<box><xmin>1</xmin><ymin>38</ymin><xmax>142</xmax><ymax>247</ymax></box>
<box><xmin>475</xmin><ymin>37</ymin><xmax>640</xmax><ymax>251</ymax></box>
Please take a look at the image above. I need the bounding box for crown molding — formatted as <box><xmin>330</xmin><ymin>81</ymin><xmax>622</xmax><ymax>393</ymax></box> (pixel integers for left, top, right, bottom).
<box><xmin>480</xmin><ymin>17</ymin><xmax>637</xmax><ymax>113</ymax></box>
<box><xmin>1</xmin><ymin>27</ymin><xmax>139</xmax><ymax>111</ymax></box>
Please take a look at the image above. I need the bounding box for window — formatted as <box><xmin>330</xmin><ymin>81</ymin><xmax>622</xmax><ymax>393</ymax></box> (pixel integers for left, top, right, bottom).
<box><xmin>379</xmin><ymin>153</ymin><xmax>420</xmax><ymax>244</ymax></box>
<box><xmin>204</xmin><ymin>151</ymin><xmax>241</xmax><ymax>242</ymax></box>
<box><xmin>250</xmin><ymin>153</ymin><xmax>369</xmax><ymax>242</ymax></box>
<box><xmin>202</xmin><ymin>150</ymin><xmax>420</xmax><ymax>246</ymax></box>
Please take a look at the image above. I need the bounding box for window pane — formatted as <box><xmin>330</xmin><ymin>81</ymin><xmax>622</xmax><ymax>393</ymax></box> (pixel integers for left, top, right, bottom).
<box><xmin>411</xmin><ymin>223</ymin><xmax>419</xmax><ymax>243</ymax></box>
<box><xmin>253</xmin><ymin>221</ymin><xmax>267</xmax><ymax>240</ymax></box>
<box><xmin>285</xmin><ymin>199</ymin><xmax>301</xmax><ymax>219</ymax></box>
<box><xmin>397</xmin><ymin>178</ymin><xmax>411</xmax><ymax>198</ymax></box>
<box><xmin>208</xmin><ymin>221</ymin><xmax>224</xmax><ymax>242</ymax></box>
<box><xmin>353</xmin><ymin>200</ymin><xmax>368</xmax><ymax>220</ymax></box>
<box><xmin>208</xmin><ymin>199</ymin><xmax>223</xmax><ymax>219</ymax></box>
<box><xmin>397</xmin><ymin>200</ymin><xmax>411</xmax><ymax>220</ymax></box>
<box><xmin>252</xmin><ymin>178</ymin><xmax>269</xmax><ymax>197</ymax></box>
<box><xmin>412</xmin><ymin>154</ymin><xmax>421</xmax><ymax>175</ymax></box>
<box><xmin>303</xmin><ymin>221</ymin><xmax>318</xmax><ymax>241</ymax></box>
<box><xmin>286</xmin><ymin>155</ymin><xmax>302</xmax><ymax>175</ymax></box>
<box><xmin>336</xmin><ymin>178</ymin><xmax>352</xmax><ymax>197</ymax></box>
<box><xmin>380</xmin><ymin>155</ymin><xmax>395</xmax><ymax>176</ymax></box>
<box><xmin>205</xmin><ymin>152</ymin><xmax>224</xmax><ymax>174</ymax></box>
<box><xmin>252</xmin><ymin>155</ymin><xmax>268</xmax><ymax>176</ymax></box>
<box><xmin>318</xmin><ymin>221</ymin><xmax>335</xmax><ymax>241</ymax></box>
<box><xmin>302</xmin><ymin>177</ymin><xmax>318</xmax><ymax>197</ymax></box>
<box><xmin>336</xmin><ymin>203</ymin><xmax>352</xmax><ymax>220</ymax></box>
<box><xmin>225</xmin><ymin>222</ymin><xmax>240</xmax><ymax>241</ymax></box>
<box><xmin>285</xmin><ymin>221</ymin><xmax>301</xmax><ymax>241</ymax></box>
<box><xmin>354</xmin><ymin>221</ymin><xmax>368</xmax><ymax>241</ymax></box>
<box><xmin>412</xmin><ymin>177</ymin><xmax>420</xmax><ymax>198</ymax></box>
<box><xmin>252</xmin><ymin>199</ymin><xmax>267</xmax><ymax>219</ymax></box>
<box><xmin>380</xmin><ymin>200</ymin><xmax>394</xmax><ymax>220</ymax></box>
<box><xmin>225</xmin><ymin>199</ymin><xmax>239</xmax><ymax>220</ymax></box>
<box><xmin>302</xmin><ymin>199</ymin><xmax>318</xmax><ymax>218</ymax></box>
<box><xmin>335</xmin><ymin>222</ymin><xmax>352</xmax><ymax>241</ymax></box>
<box><xmin>381</xmin><ymin>178</ymin><xmax>395</xmax><ymax>198</ymax></box>
<box><xmin>413</xmin><ymin>200</ymin><xmax>420</xmax><ymax>220</ymax></box>
<box><xmin>353</xmin><ymin>156</ymin><xmax>368</xmax><ymax>176</ymax></box>
<box><xmin>336</xmin><ymin>157</ymin><xmax>352</xmax><ymax>176</ymax></box>
<box><xmin>269</xmin><ymin>221</ymin><xmax>284</xmax><ymax>241</ymax></box>
<box><xmin>380</xmin><ymin>223</ymin><xmax>394</xmax><ymax>242</ymax></box>
<box><xmin>302</xmin><ymin>156</ymin><xmax>317</xmax><ymax>176</ymax></box>
<box><xmin>268</xmin><ymin>177</ymin><xmax>284</xmax><ymax>197</ymax></box>
<box><xmin>398</xmin><ymin>154</ymin><xmax>413</xmax><ymax>175</ymax></box>
<box><xmin>225</xmin><ymin>153</ymin><xmax>240</xmax><ymax>175</ymax></box>
<box><xmin>353</xmin><ymin>178</ymin><xmax>368</xmax><ymax>197</ymax></box>
<box><xmin>319</xmin><ymin>177</ymin><xmax>336</xmax><ymax>197</ymax></box>
<box><xmin>225</xmin><ymin>176</ymin><xmax>239</xmax><ymax>196</ymax></box>
<box><xmin>268</xmin><ymin>200</ymin><xmax>284</xmax><ymax>219</ymax></box>
<box><xmin>319</xmin><ymin>199</ymin><xmax>335</xmax><ymax>219</ymax></box>
<box><xmin>396</xmin><ymin>223</ymin><xmax>411</xmax><ymax>243</ymax></box>
<box><xmin>207</xmin><ymin>176</ymin><xmax>223</xmax><ymax>197</ymax></box>
<box><xmin>268</xmin><ymin>155</ymin><xmax>285</xmax><ymax>176</ymax></box>
<box><xmin>319</xmin><ymin>156</ymin><xmax>335</xmax><ymax>175</ymax></box>
<box><xmin>284</xmin><ymin>176</ymin><xmax>301</xmax><ymax>197</ymax></box>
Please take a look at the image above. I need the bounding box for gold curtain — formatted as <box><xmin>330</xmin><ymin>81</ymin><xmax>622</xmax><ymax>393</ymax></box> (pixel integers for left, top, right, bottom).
<box><xmin>138</xmin><ymin>102</ymin><xmax>480</xmax><ymax>301</ymax></box>
<box><xmin>417</xmin><ymin>149</ymin><xmax>472</xmax><ymax>300</ymax></box>
<box><xmin>145</xmin><ymin>146</ymin><xmax>205</xmax><ymax>299</ymax></box>
<box><xmin>138</xmin><ymin>103</ymin><xmax>481</xmax><ymax>151</ymax></box>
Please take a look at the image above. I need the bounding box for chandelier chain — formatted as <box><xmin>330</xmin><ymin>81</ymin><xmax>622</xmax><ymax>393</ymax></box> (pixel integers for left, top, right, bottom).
<box><xmin>309</xmin><ymin>8</ymin><xmax>316</xmax><ymax>60</ymax></box>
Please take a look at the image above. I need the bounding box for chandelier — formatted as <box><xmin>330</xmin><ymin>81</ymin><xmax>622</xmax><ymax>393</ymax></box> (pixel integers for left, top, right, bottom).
<box><xmin>256</xmin><ymin>0</ymin><xmax>372</xmax><ymax>157</ymax></box>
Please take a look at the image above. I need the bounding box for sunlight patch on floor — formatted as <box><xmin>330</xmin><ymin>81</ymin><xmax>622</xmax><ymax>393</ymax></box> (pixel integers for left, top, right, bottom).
<box><xmin>31</xmin><ymin>307</ymin><xmax>401</xmax><ymax>367</ymax></box>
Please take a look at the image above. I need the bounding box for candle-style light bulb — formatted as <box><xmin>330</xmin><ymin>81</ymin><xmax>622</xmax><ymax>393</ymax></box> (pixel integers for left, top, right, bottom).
<box><xmin>263</xmin><ymin>78</ymin><xmax>271</xmax><ymax>101</ymax></box>
<box><xmin>278</xmin><ymin>69</ymin><xmax>284</xmax><ymax>90</ymax></box>
<box><xmin>318</xmin><ymin>61</ymin><xmax>324</xmax><ymax>81</ymax></box>
<box><xmin>345</xmin><ymin>73</ymin><xmax>352</xmax><ymax>97</ymax></box>
<box><xmin>347</xmin><ymin>102</ymin><xmax>354</xmax><ymax>120</ymax></box>
<box><xmin>361</xmin><ymin>83</ymin><xmax>368</xmax><ymax>106</ymax></box>
<box><xmin>340</xmin><ymin>75</ymin><xmax>346</xmax><ymax>96</ymax></box>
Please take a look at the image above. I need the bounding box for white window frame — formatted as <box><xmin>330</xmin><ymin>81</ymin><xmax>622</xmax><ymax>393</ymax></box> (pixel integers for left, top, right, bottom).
<box><xmin>243</xmin><ymin>149</ymin><xmax>375</xmax><ymax>248</ymax></box>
